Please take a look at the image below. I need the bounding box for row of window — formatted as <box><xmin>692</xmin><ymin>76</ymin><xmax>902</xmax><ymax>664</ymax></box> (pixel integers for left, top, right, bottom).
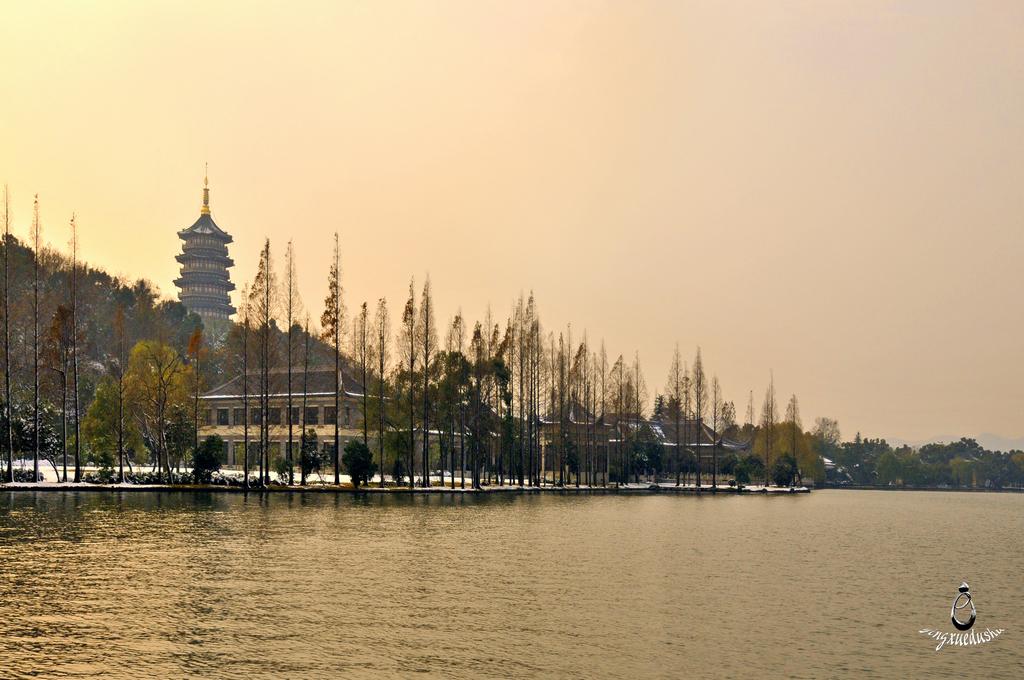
<box><xmin>204</xmin><ymin>405</ymin><xmax>353</xmax><ymax>427</ymax></box>
<box><xmin>220</xmin><ymin>440</ymin><xmax>349</xmax><ymax>466</ymax></box>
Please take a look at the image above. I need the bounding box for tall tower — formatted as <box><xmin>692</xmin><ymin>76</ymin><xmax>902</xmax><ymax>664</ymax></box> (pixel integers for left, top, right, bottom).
<box><xmin>174</xmin><ymin>170</ymin><xmax>236</xmax><ymax>322</ymax></box>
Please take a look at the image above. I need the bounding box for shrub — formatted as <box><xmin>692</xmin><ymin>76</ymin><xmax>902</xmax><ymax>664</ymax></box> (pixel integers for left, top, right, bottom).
<box><xmin>10</xmin><ymin>467</ymin><xmax>43</xmax><ymax>483</ymax></box>
<box><xmin>342</xmin><ymin>439</ymin><xmax>377</xmax><ymax>488</ymax></box>
<box><xmin>274</xmin><ymin>456</ymin><xmax>292</xmax><ymax>484</ymax></box>
<box><xmin>126</xmin><ymin>470</ymin><xmax>189</xmax><ymax>485</ymax></box>
<box><xmin>83</xmin><ymin>468</ymin><xmax>118</xmax><ymax>484</ymax></box>
<box><xmin>192</xmin><ymin>435</ymin><xmax>224</xmax><ymax>484</ymax></box>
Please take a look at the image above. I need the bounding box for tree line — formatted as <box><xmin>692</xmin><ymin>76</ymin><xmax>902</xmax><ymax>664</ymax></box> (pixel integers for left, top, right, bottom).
<box><xmin>1</xmin><ymin>186</ymin><xmax>821</xmax><ymax>489</ymax></box>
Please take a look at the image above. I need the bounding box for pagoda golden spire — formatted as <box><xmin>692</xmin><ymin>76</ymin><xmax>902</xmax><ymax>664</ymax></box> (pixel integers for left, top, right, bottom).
<box><xmin>201</xmin><ymin>163</ymin><xmax>211</xmax><ymax>215</ymax></box>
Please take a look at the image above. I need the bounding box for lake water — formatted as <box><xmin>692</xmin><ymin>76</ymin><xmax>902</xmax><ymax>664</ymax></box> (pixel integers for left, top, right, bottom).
<box><xmin>0</xmin><ymin>489</ymin><xmax>1020</xmax><ymax>678</ymax></box>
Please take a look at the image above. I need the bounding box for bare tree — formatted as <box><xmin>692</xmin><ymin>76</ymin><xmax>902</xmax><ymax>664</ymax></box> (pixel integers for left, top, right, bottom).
<box><xmin>2</xmin><ymin>186</ymin><xmax>12</xmax><ymax>483</ymax></box>
<box><xmin>249</xmin><ymin>239</ymin><xmax>277</xmax><ymax>486</ymax></box>
<box><xmin>70</xmin><ymin>215</ymin><xmax>82</xmax><ymax>482</ymax></box>
<box><xmin>300</xmin><ymin>314</ymin><xmax>311</xmax><ymax>486</ymax></box>
<box><xmin>241</xmin><ymin>285</ymin><xmax>251</xmax><ymax>489</ymax></box>
<box><xmin>691</xmin><ymin>347</ymin><xmax>707</xmax><ymax>488</ymax></box>
<box><xmin>632</xmin><ymin>352</ymin><xmax>647</xmax><ymax>484</ymax></box>
<box><xmin>418</xmin><ymin>277</ymin><xmax>436</xmax><ymax>487</ymax></box>
<box><xmin>666</xmin><ymin>343</ymin><xmax>685</xmax><ymax>486</ymax></box>
<box><xmin>31</xmin><ymin>195</ymin><xmax>42</xmax><ymax>482</ymax></box>
<box><xmin>711</xmin><ymin>375</ymin><xmax>722</xmax><ymax>489</ymax></box>
<box><xmin>283</xmin><ymin>240</ymin><xmax>302</xmax><ymax>485</ymax></box>
<box><xmin>449</xmin><ymin>312</ymin><xmax>466</xmax><ymax>488</ymax></box>
<box><xmin>599</xmin><ymin>340</ymin><xmax>607</xmax><ymax>487</ymax></box>
<box><xmin>114</xmin><ymin>306</ymin><xmax>128</xmax><ymax>483</ymax></box>
<box><xmin>320</xmin><ymin>233</ymin><xmax>343</xmax><ymax>485</ymax></box>
<box><xmin>46</xmin><ymin>306</ymin><xmax>73</xmax><ymax>481</ymax></box>
<box><xmin>187</xmin><ymin>326</ymin><xmax>204</xmax><ymax>472</ymax></box>
<box><xmin>610</xmin><ymin>354</ymin><xmax>625</xmax><ymax>486</ymax></box>
<box><xmin>761</xmin><ymin>371</ymin><xmax>777</xmax><ymax>486</ymax></box>
<box><xmin>353</xmin><ymin>302</ymin><xmax>370</xmax><ymax>447</ymax></box>
<box><xmin>374</xmin><ymin>298</ymin><xmax>391</xmax><ymax>487</ymax></box>
<box><xmin>785</xmin><ymin>393</ymin><xmax>802</xmax><ymax>486</ymax></box>
<box><xmin>398</xmin><ymin>279</ymin><xmax>417</xmax><ymax>488</ymax></box>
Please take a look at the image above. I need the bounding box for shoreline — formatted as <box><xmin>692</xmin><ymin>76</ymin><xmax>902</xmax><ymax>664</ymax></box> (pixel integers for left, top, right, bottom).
<box><xmin>0</xmin><ymin>482</ymin><xmax>811</xmax><ymax>495</ymax></box>
<box><xmin>823</xmin><ymin>484</ymin><xmax>1024</xmax><ymax>493</ymax></box>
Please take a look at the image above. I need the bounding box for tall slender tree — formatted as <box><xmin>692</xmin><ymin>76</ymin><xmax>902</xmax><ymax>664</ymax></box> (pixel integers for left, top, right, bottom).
<box><xmin>241</xmin><ymin>285</ymin><xmax>251</xmax><ymax>490</ymax></box>
<box><xmin>666</xmin><ymin>344</ymin><xmax>685</xmax><ymax>486</ymax></box>
<box><xmin>611</xmin><ymin>354</ymin><xmax>625</xmax><ymax>486</ymax></box>
<box><xmin>320</xmin><ymin>233</ymin><xmax>343</xmax><ymax>484</ymax></box>
<box><xmin>283</xmin><ymin>240</ymin><xmax>301</xmax><ymax>485</ymax></box>
<box><xmin>710</xmin><ymin>375</ymin><xmax>722</xmax><ymax>490</ymax></box>
<box><xmin>451</xmin><ymin>312</ymin><xmax>466</xmax><ymax>488</ymax></box>
<box><xmin>70</xmin><ymin>214</ymin><xmax>82</xmax><ymax>483</ymax></box>
<box><xmin>354</xmin><ymin>302</ymin><xmax>370</xmax><ymax>446</ymax></box>
<box><xmin>632</xmin><ymin>352</ymin><xmax>646</xmax><ymax>484</ymax></box>
<box><xmin>47</xmin><ymin>306</ymin><xmax>72</xmax><ymax>482</ymax></box>
<box><xmin>399</xmin><ymin>279</ymin><xmax>417</xmax><ymax>488</ymax></box>
<box><xmin>418</xmin><ymin>277</ymin><xmax>436</xmax><ymax>487</ymax></box>
<box><xmin>31</xmin><ymin>195</ymin><xmax>41</xmax><ymax>482</ymax></box>
<box><xmin>599</xmin><ymin>340</ymin><xmax>607</xmax><ymax>487</ymax></box>
<box><xmin>761</xmin><ymin>371</ymin><xmax>777</xmax><ymax>486</ymax></box>
<box><xmin>785</xmin><ymin>393</ymin><xmax>802</xmax><ymax>486</ymax></box>
<box><xmin>2</xmin><ymin>186</ymin><xmax>11</xmax><ymax>483</ymax></box>
<box><xmin>300</xmin><ymin>314</ymin><xmax>311</xmax><ymax>486</ymax></box>
<box><xmin>187</xmin><ymin>327</ymin><xmax>204</xmax><ymax>472</ymax></box>
<box><xmin>114</xmin><ymin>306</ymin><xmax>128</xmax><ymax>483</ymax></box>
<box><xmin>691</xmin><ymin>347</ymin><xmax>707</xmax><ymax>488</ymax></box>
<box><xmin>374</xmin><ymin>298</ymin><xmax>391</xmax><ymax>487</ymax></box>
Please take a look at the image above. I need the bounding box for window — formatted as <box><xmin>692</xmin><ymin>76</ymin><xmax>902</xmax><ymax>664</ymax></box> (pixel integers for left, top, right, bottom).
<box><xmin>344</xmin><ymin>406</ymin><xmax>351</xmax><ymax>426</ymax></box>
<box><xmin>305</xmin><ymin>407</ymin><xmax>319</xmax><ymax>425</ymax></box>
<box><xmin>203</xmin><ymin>409</ymin><xmax>213</xmax><ymax>426</ymax></box>
<box><xmin>233</xmin><ymin>408</ymin><xmax>244</xmax><ymax>425</ymax></box>
<box><xmin>217</xmin><ymin>408</ymin><xmax>229</xmax><ymax>426</ymax></box>
<box><xmin>268</xmin><ymin>408</ymin><xmax>281</xmax><ymax>426</ymax></box>
<box><xmin>290</xmin><ymin>407</ymin><xmax>301</xmax><ymax>425</ymax></box>
<box><xmin>251</xmin><ymin>409</ymin><xmax>262</xmax><ymax>425</ymax></box>
<box><xmin>324</xmin><ymin>406</ymin><xmax>337</xmax><ymax>425</ymax></box>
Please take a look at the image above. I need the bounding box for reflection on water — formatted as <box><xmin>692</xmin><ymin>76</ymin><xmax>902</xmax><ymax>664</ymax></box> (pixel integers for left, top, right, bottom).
<box><xmin>0</xmin><ymin>490</ymin><xmax>1021</xmax><ymax>678</ymax></box>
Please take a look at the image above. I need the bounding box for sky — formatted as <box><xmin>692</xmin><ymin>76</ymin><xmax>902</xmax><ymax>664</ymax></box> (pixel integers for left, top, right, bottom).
<box><xmin>1</xmin><ymin>1</ymin><xmax>1022</xmax><ymax>444</ymax></box>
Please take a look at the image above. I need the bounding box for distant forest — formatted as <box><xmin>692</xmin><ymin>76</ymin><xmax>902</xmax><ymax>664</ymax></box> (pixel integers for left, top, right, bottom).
<box><xmin>1</xmin><ymin>190</ymin><xmax>1022</xmax><ymax>490</ymax></box>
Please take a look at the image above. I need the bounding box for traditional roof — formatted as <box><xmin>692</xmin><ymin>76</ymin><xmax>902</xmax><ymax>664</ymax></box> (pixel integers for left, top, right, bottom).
<box><xmin>202</xmin><ymin>365</ymin><xmax>367</xmax><ymax>400</ymax></box>
<box><xmin>177</xmin><ymin>169</ymin><xmax>232</xmax><ymax>241</ymax></box>
<box><xmin>178</xmin><ymin>212</ymin><xmax>232</xmax><ymax>242</ymax></box>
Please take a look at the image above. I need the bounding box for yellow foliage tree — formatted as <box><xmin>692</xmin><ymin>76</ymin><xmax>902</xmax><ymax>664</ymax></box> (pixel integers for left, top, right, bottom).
<box><xmin>124</xmin><ymin>340</ymin><xmax>192</xmax><ymax>482</ymax></box>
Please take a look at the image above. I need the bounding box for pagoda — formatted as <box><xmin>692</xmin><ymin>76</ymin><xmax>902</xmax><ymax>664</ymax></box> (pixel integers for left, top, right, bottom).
<box><xmin>174</xmin><ymin>170</ymin><xmax>236</xmax><ymax>322</ymax></box>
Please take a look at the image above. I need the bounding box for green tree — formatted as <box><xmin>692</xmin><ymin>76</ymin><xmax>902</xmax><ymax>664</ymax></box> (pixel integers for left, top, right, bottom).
<box><xmin>300</xmin><ymin>428</ymin><xmax>323</xmax><ymax>481</ymax></box>
<box><xmin>82</xmin><ymin>375</ymin><xmax>145</xmax><ymax>468</ymax></box>
<box><xmin>875</xmin><ymin>450</ymin><xmax>902</xmax><ymax>486</ymax></box>
<box><xmin>735</xmin><ymin>454</ymin><xmax>765</xmax><ymax>486</ymax></box>
<box><xmin>771</xmin><ymin>454</ymin><xmax>797</xmax><ymax>487</ymax></box>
